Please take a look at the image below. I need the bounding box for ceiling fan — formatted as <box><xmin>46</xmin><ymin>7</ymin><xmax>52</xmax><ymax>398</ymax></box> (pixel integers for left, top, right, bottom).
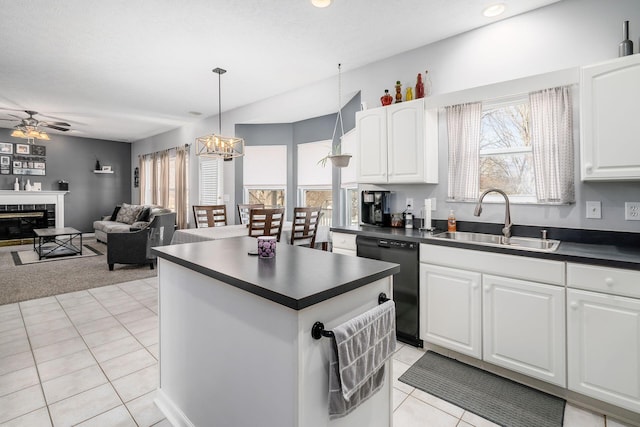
<box><xmin>0</xmin><ymin>110</ymin><xmax>72</xmax><ymax>141</ymax></box>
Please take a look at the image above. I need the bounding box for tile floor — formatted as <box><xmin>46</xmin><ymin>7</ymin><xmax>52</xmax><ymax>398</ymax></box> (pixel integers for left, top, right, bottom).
<box><xmin>0</xmin><ymin>276</ymin><xmax>635</xmax><ymax>426</ymax></box>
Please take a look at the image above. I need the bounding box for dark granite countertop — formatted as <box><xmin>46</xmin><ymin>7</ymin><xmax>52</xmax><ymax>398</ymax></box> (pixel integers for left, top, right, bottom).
<box><xmin>331</xmin><ymin>224</ymin><xmax>640</xmax><ymax>271</ymax></box>
<box><xmin>152</xmin><ymin>236</ymin><xmax>400</xmax><ymax>310</ymax></box>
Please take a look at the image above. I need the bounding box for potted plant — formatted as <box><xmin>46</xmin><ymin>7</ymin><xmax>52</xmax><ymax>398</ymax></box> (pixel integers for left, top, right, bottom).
<box><xmin>318</xmin><ymin>143</ymin><xmax>352</xmax><ymax>168</ymax></box>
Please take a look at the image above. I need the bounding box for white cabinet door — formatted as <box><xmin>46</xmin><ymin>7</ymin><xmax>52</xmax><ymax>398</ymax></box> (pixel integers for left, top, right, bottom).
<box><xmin>387</xmin><ymin>100</ymin><xmax>424</xmax><ymax>183</ymax></box>
<box><xmin>581</xmin><ymin>54</ymin><xmax>640</xmax><ymax>180</ymax></box>
<box><xmin>331</xmin><ymin>232</ymin><xmax>357</xmax><ymax>257</ymax></box>
<box><xmin>483</xmin><ymin>275</ymin><xmax>566</xmax><ymax>387</ymax></box>
<box><xmin>567</xmin><ymin>288</ymin><xmax>640</xmax><ymax>413</ymax></box>
<box><xmin>419</xmin><ymin>263</ymin><xmax>482</xmax><ymax>358</ymax></box>
<box><xmin>356</xmin><ymin>108</ymin><xmax>387</xmax><ymax>183</ymax></box>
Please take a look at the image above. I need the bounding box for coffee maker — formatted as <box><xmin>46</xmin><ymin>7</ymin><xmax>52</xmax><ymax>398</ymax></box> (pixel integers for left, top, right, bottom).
<box><xmin>361</xmin><ymin>191</ymin><xmax>391</xmax><ymax>226</ymax></box>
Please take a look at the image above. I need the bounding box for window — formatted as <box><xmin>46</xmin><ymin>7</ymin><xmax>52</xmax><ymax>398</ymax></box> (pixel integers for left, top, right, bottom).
<box><xmin>339</xmin><ymin>129</ymin><xmax>358</xmax><ymax>225</ymax></box>
<box><xmin>243</xmin><ymin>145</ymin><xmax>287</xmax><ymax>208</ymax></box>
<box><xmin>199</xmin><ymin>157</ymin><xmax>223</xmax><ymax>204</ymax></box>
<box><xmin>297</xmin><ymin>141</ymin><xmax>333</xmax><ymax>225</ymax></box>
<box><xmin>479</xmin><ymin>96</ymin><xmax>535</xmax><ymax>202</ymax></box>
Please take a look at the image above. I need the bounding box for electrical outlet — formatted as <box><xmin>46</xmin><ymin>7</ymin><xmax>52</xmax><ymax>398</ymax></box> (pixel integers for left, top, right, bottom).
<box><xmin>625</xmin><ymin>202</ymin><xmax>640</xmax><ymax>220</ymax></box>
<box><xmin>586</xmin><ymin>201</ymin><xmax>601</xmax><ymax>219</ymax></box>
<box><xmin>406</xmin><ymin>198</ymin><xmax>414</xmax><ymax>208</ymax></box>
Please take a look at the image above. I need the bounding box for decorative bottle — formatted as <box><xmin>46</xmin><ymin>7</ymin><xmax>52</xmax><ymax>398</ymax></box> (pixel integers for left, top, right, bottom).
<box><xmin>25</xmin><ymin>179</ymin><xmax>32</xmax><ymax>191</ymax></box>
<box><xmin>424</xmin><ymin>70</ymin><xmax>432</xmax><ymax>97</ymax></box>
<box><xmin>619</xmin><ymin>20</ymin><xmax>633</xmax><ymax>57</ymax></box>
<box><xmin>395</xmin><ymin>81</ymin><xmax>403</xmax><ymax>103</ymax></box>
<box><xmin>95</xmin><ymin>159</ymin><xmax>101</xmax><ymax>171</ymax></box>
<box><xmin>380</xmin><ymin>89</ymin><xmax>393</xmax><ymax>106</ymax></box>
<box><xmin>447</xmin><ymin>210</ymin><xmax>457</xmax><ymax>232</ymax></box>
<box><xmin>415</xmin><ymin>73</ymin><xmax>424</xmax><ymax>99</ymax></box>
<box><xmin>405</xmin><ymin>87</ymin><xmax>414</xmax><ymax>101</ymax></box>
<box><xmin>14</xmin><ymin>177</ymin><xmax>19</xmax><ymax>191</ymax></box>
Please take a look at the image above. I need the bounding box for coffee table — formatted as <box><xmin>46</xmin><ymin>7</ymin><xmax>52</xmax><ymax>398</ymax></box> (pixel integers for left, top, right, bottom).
<box><xmin>33</xmin><ymin>227</ymin><xmax>83</xmax><ymax>260</ymax></box>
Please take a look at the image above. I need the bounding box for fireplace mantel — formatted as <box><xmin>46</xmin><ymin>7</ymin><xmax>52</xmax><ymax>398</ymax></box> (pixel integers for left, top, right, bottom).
<box><xmin>0</xmin><ymin>191</ymin><xmax>68</xmax><ymax>228</ymax></box>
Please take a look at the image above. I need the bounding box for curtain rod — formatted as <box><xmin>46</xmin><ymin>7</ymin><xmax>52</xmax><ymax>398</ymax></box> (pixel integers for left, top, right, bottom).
<box><xmin>138</xmin><ymin>143</ymin><xmax>190</xmax><ymax>158</ymax></box>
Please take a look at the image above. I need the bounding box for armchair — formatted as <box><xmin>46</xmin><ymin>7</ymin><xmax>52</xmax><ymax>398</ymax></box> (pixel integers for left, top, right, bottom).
<box><xmin>107</xmin><ymin>212</ymin><xmax>176</xmax><ymax>271</ymax></box>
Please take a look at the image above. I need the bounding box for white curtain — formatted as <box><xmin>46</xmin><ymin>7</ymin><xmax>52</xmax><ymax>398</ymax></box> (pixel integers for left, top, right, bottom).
<box><xmin>529</xmin><ymin>86</ymin><xmax>575</xmax><ymax>203</ymax></box>
<box><xmin>446</xmin><ymin>102</ymin><xmax>482</xmax><ymax>201</ymax></box>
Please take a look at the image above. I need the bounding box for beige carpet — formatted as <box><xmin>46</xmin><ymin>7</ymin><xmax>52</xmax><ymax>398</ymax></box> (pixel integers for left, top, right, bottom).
<box><xmin>0</xmin><ymin>238</ymin><xmax>157</xmax><ymax>305</ymax></box>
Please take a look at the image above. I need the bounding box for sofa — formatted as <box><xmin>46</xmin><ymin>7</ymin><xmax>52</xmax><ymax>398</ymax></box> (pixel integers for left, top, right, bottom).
<box><xmin>107</xmin><ymin>211</ymin><xmax>176</xmax><ymax>270</ymax></box>
<box><xmin>93</xmin><ymin>203</ymin><xmax>172</xmax><ymax>243</ymax></box>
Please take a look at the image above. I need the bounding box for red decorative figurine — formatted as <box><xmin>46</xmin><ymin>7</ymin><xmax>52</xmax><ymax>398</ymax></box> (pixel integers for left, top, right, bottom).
<box><xmin>415</xmin><ymin>73</ymin><xmax>425</xmax><ymax>99</ymax></box>
<box><xmin>381</xmin><ymin>89</ymin><xmax>393</xmax><ymax>106</ymax></box>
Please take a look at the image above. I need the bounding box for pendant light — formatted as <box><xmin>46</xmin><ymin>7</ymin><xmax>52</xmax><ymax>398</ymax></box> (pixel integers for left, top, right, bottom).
<box><xmin>196</xmin><ymin>67</ymin><xmax>245</xmax><ymax>160</ymax></box>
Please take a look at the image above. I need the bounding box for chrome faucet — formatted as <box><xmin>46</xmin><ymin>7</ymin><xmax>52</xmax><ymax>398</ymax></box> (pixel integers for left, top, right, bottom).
<box><xmin>474</xmin><ymin>188</ymin><xmax>512</xmax><ymax>241</ymax></box>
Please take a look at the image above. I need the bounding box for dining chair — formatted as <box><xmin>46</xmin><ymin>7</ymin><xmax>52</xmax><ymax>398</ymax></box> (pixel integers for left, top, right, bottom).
<box><xmin>290</xmin><ymin>207</ymin><xmax>322</xmax><ymax>248</ymax></box>
<box><xmin>248</xmin><ymin>207</ymin><xmax>285</xmax><ymax>241</ymax></box>
<box><xmin>237</xmin><ymin>203</ymin><xmax>264</xmax><ymax>225</ymax></box>
<box><xmin>193</xmin><ymin>205</ymin><xmax>227</xmax><ymax>228</ymax></box>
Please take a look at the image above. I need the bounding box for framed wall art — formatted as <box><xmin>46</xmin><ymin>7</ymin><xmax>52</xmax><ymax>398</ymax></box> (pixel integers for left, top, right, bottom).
<box><xmin>15</xmin><ymin>144</ymin><xmax>30</xmax><ymax>155</ymax></box>
<box><xmin>0</xmin><ymin>143</ymin><xmax>13</xmax><ymax>154</ymax></box>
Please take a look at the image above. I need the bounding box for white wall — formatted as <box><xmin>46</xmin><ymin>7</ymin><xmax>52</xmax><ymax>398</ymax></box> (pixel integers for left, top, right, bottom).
<box><xmin>133</xmin><ymin>0</ymin><xmax>640</xmax><ymax>232</ymax></box>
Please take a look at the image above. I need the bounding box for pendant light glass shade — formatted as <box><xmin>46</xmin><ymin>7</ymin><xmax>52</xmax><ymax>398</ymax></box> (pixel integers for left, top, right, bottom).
<box><xmin>196</xmin><ymin>67</ymin><xmax>245</xmax><ymax>160</ymax></box>
<box><xmin>11</xmin><ymin>126</ymin><xmax>50</xmax><ymax>143</ymax></box>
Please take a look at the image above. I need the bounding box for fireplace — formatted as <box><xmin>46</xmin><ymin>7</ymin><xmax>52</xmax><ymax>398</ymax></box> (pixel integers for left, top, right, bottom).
<box><xmin>0</xmin><ymin>210</ymin><xmax>49</xmax><ymax>240</ymax></box>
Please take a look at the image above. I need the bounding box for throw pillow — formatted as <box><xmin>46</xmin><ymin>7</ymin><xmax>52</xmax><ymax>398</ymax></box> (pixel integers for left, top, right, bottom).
<box><xmin>110</xmin><ymin>205</ymin><xmax>122</xmax><ymax>221</ymax></box>
<box><xmin>130</xmin><ymin>221</ymin><xmax>150</xmax><ymax>231</ymax></box>
<box><xmin>115</xmin><ymin>203</ymin><xmax>143</xmax><ymax>225</ymax></box>
<box><xmin>136</xmin><ymin>207</ymin><xmax>151</xmax><ymax>222</ymax></box>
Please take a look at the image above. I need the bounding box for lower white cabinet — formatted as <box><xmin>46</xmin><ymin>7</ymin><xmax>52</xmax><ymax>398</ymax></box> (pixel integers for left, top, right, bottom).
<box><xmin>331</xmin><ymin>232</ymin><xmax>357</xmax><ymax>257</ymax></box>
<box><xmin>483</xmin><ymin>275</ymin><xmax>566</xmax><ymax>387</ymax></box>
<box><xmin>567</xmin><ymin>288</ymin><xmax>640</xmax><ymax>413</ymax></box>
<box><xmin>419</xmin><ymin>244</ymin><xmax>566</xmax><ymax>387</ymax></box>
<box><xmin>419</xmin><ymin>264</ymin><xmax>482</xmax><ymax>358</ymax></box>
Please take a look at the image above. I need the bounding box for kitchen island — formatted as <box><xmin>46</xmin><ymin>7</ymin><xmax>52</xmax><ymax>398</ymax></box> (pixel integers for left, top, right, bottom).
<box><xmin>151</xmin><ymin>236</ymin><xmax>399</xmax><ymax>427</ymax></box>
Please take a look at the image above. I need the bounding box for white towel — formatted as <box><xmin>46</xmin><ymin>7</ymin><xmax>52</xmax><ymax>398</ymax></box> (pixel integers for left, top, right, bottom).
<box><xmin>328</xmin><ymin>300</ymin><xmax>396</xmax><ymax>419</ymax></box>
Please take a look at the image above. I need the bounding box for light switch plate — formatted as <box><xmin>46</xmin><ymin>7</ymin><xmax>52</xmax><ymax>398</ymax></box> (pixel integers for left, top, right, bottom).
<box><xmin>586</xmin><ymin>201</ymin><xmax>601</xmax><ymax>219</ymax></box>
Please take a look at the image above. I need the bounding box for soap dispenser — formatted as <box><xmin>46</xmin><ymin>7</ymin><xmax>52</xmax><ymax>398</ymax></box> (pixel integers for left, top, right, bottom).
<box><xmin>447</xmin><ymin>210</ymin><xmax>457</xmax><ymax>232</ymax></box>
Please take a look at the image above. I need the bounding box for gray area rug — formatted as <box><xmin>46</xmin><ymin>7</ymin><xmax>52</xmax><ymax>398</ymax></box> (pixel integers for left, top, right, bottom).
<box><xmin>399</xmin><ymin>351</ymin><xmax>565</xmax><ymax>427</ymax></box>
<box><xmin>0</xmin><ymin>239</ymin><xmax>157</xmax><ymax>305</ymax></box>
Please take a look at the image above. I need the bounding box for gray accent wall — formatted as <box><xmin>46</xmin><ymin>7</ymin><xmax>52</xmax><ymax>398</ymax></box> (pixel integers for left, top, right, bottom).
<box><xmin>234</xmin><ymin>92</ymin><xmax>361</xmax><ymax>225</ymax></box>
<box><xmin>0</xmin><ymin>128</ymin><xmax>131</xmax><ymax>232</ymax></box>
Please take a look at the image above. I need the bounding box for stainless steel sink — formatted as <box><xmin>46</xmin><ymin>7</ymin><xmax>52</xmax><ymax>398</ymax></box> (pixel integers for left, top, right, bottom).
<box><xmin>429</xmin><ymin>231</ymin><xmax>560</xmax><ymax>252</ymax></box>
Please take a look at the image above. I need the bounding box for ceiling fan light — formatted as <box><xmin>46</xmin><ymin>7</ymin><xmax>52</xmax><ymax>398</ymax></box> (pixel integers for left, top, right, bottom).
<box><xmin>11</xmin><ymin>129</ymin><xmax>26</xmax><ymax>138</ymax></box>
<box><xmin>39</xmin><ymin>132</ymin><xmax>50</xmax><ymax>140</ymax></box>
<box><xmin>311</xmin><ymin>0</ymin><xmax>331</xmax><ymax>8</ymax></box>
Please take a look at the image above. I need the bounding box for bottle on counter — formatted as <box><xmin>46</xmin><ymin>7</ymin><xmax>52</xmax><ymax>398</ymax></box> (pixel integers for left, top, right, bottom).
<box><xmin>447</xmin><ymin>210</ymin><xmax>457</xmax><ymax>232</ymax></box>
<box><xmin>14</xmin><ymin>178</ymin><xmax>19</xmax><ymax>191</ymax></box>
<box><xmin>25</xmin><ymin>179</ymin><xmax>32</xmax><ymax>191</ymax></box>
<box><xmin>405</xmin><ymin>204</ymin><xmax>413</xmax><ymax>229</ymax></box>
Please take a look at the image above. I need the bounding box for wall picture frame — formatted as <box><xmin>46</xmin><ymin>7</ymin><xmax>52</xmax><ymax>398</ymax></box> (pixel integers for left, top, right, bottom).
<box><xmin>15</xmin><ymin>144</ymin><xmax>30</xmax><ymax>155</ymax></box>
<box><xmin>0</xmin><ymin>143</ymin><xmax>13</xmax><ymax>154</ymax></box>
<box><xmin>101</xmin><ymin>165</ymin><xmax>112</xmax><ymax>172</ymax></box>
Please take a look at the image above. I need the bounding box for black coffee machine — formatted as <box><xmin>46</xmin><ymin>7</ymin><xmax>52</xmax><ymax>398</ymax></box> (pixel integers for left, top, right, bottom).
<box><xmin>361</xmin><ymin>191</ymin><xmax>391</xmax><ymax>226</ymax></box>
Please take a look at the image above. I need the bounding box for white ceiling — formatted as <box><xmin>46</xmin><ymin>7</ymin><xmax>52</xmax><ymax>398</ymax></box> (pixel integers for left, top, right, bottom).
<box><xmin>0</xmin><ymin>0</ymin><xmax>561</xmax><ymax>142</ymax></box>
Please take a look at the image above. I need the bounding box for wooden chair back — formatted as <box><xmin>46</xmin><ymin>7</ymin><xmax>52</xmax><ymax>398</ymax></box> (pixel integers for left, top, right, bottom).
<box><xmin>290</xmin><ymin>207</ymin><xmax>322</xmax><ymax>248</ymax></box>
<box><xmin>193</xmin><ymin>205</ymin><xmax>227</xmax><ymax>228</ymax></box>
<box><xmin>248</xmin><ymin>207</ymin><xmax>285</xmax><ymax>241</ymax></box>
<box><xmin>237</xmin><ymin>203</ymin><xmax>265</xmax><ymax>225</ymax></box>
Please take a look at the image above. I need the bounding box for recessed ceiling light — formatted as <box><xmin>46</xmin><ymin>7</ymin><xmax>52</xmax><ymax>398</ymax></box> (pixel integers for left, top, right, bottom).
<box><xmin>483</xmin><ymin>3</ymin><xmax>506</xmax><ymax>17</ymax></box>
<box><xmin>189</xmin><ymin>111</ymin><xmax>202</xmax><ymax>116</ymax></box>
<box><xmin>311</xmin><ymin>0</ymin><xmax>332</xmax><ymax>8</ymax></box>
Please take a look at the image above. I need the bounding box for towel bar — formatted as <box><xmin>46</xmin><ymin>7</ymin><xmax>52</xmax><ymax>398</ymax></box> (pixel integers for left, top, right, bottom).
<box><xmin>311</xmin><ymin>293</ymin><xmax>390</xmax><ymax>340</ymax></box>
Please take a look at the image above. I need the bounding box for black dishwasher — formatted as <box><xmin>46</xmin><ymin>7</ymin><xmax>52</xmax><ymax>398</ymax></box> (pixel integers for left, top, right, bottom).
<box><xmin>356</xmin><ymin>235</ymin><xmax>422</xmax><ymax>347</ymax></box>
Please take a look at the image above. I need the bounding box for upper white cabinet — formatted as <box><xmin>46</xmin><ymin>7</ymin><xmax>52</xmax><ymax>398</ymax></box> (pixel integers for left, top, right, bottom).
<box><xmin>580</xmin><ymin>54</ymin><xmax>640</xmax><ymax>181</ymax></box>
<box><xmin>356</xmin><ymin>99</ymin><xmax>438</xmax><ymax>184</ymax></box>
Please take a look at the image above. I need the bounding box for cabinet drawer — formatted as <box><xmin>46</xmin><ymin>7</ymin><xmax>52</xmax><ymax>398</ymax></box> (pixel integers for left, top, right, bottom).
<box><xmin>331</xmin><ymin>232</ymin><xmax>357</xmax><ymax>251</ymax></box>
<box><xmin>567</xmin><ymin>263</ymin><xmax>640</xmax><ymax>298</ymax></box>
<box><xmin>420</xmin><ymin>244</ymin><xmax>565</xmax><ymax>286</ymax></box>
